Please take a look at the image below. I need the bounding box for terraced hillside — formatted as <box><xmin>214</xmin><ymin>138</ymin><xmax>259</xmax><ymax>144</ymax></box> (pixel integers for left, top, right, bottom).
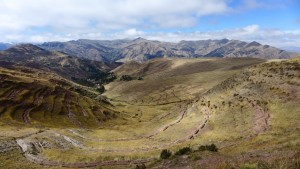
<box><xmin>0</xmin><ymin>56</ymin><xmax>299</xmax><ymax>169</ymax></box>
<box><xmin>0</xmin><ymin>67</ymin><xmax>118</xmax><ymax>128</ymax></box>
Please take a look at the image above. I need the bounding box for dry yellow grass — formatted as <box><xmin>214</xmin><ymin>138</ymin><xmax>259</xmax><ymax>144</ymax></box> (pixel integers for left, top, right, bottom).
<box><xmin>1</xmin><ymin>57</ymin><xmax>299</xmax><ymax>168</ymax></box>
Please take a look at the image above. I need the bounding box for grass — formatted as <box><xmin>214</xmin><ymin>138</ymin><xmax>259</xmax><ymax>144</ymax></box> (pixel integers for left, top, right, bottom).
<box><xmin>0</xmin><ymin>57</ymin><xmax>299</xmax><ymax>168</ymax></box>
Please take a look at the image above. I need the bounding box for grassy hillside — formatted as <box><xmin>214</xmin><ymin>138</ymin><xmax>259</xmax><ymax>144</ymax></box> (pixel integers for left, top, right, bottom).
<box><xmin>150</xmin><ymin>57</ymin><xmax>300</xmax><ymax>168</ymax></box>
<box><xmin>107</xmin><ymin>58</ymin><xmax>265</xmax><ymax>105</ymax></box>
<box><xmin>0</xmin><ymin>57</ymin><xmax>299</xmax><ymax>169</ymax></box>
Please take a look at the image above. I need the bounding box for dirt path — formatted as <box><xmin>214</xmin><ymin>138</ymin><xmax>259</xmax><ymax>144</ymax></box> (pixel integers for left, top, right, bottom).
<box><xmin>15</xmin><ymin>103</ymin><xmax>211</xmax><ymax>167</ymax></box>
<box><xmin>246</xmin><ymin>100</ymin><xmax>271</xmax><ymax>135</ymax></box>
<box><xmin>146</xmin><ymin>109</ymin><xmax>187</xmax><ymax>138</ymax></box>
<box><xmin>16</xmin><ymin>136</ymin><xmax>154</xmax><ymax>168</ymax></box>
<box><xmin>68</xmin><ymin>107</ymin><xmax>189</xmax><ymax>142</ymax></box>
<box><xmin>62</xmin><ymin>106</ymin><xmax>210</xmax><ymax>153</ymax></box>
<box><xmin>253</xmin><ymin>105</ymin><xmax>270</xmax><ymax>134</ymax></box>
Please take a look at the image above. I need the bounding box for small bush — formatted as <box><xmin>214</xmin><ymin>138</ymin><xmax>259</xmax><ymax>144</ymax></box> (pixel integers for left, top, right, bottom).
<box><xmin>207</xmin><ymin>144</ymin><xmax>218</xmax><ymax>152</ymax></box>
<box><xmin>96</xmin><ymin>85</ymin><xmax>105</xmax><ymax>94</ymax></box>
<box><xmin>198</xmin><ymin>144</ymin><xmax>218</xmax><ymax>152</ymax></box>
<box><xmin>160</xmin><ymin>149</ymin><xmax>172</xmax><ymax>159</ymax></box>
<box><xmin>175</xmin><ymin>147</ymin><xmax>192</xmax><ymax>156</ymax></box>
<box><xmin>120</xmin><ymin>75</ymin><xmax>133</xmax><ymax>81</ymax></box>
<box><xmin>198</xmin><ymin>145</ymin><xmax>206</xmax><ymax>151</ymax></box>
<box><xmin>135</xmin><ymin>163</ymin><xmax>146</xmax><ymax>169</ymax></box>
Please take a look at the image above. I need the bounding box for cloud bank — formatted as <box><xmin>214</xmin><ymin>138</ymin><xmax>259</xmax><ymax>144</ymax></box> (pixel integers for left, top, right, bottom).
<box><xmin>0</xmin><ymin>0</ymin><xmax>299</xmax><ymax>48</ymax></box>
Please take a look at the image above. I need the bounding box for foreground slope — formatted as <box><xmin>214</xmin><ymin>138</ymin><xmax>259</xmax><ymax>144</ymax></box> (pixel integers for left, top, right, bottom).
<box><xmin>150</xmin><ymin>57</ymin><xmax>300</xmax><ymax>168</ymax></box>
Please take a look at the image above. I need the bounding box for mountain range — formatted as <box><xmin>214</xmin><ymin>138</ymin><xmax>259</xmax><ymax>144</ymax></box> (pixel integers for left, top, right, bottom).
<box><xmin>39</xmin><ymin>38</ymin><xmax>297</xmax><ymax>62</ymax></box>
<box><xmin>0</xmin><ymin>39</ymin><xmax>297</xmax><ymax>63</ymax></box>
<box><xmin>0</xmin><ymin>43</ymin><xmax>13</xmax><ymax>50</ymax></box>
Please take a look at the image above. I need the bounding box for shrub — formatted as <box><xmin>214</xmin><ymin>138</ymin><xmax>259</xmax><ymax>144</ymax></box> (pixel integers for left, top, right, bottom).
<box><xmin>198</xmin><ymin>144</ymin><xmax>218</xmax><ymax>152</ymax></box>
<box><xmin>96</xmin><ymin>85</ymin><xmax>105</xmax><ymax>94</ymax></box>
<box><xmin>198</xmin><ymin>145</ymin><xmax>206</xmax><ymax>151</ymax></box>
<box><xmin>135</xmin><ymin>163</ymin><xmax>146</xmax><ymax>169</ymax></box>
<box><xmin>175</xmin><ymin>147</ymin><xmax>191</xmax><ymax>156</ymax></box>
<box><xmin>207</xmin><ymin>144</ymin><xmax>218</xmax><ymax>152</ymax></box>
<box><xmin>120</xmin><ymin>75</ymin><xmax>133</xmax><ymax>81</ymax></box>
<box><xmin>160</xmin><ymin>149</ymin><xmax>172</xmax><ymax>159</ymax></box>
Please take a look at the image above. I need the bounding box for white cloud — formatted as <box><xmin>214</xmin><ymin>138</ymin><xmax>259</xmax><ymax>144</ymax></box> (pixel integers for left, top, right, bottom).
<box><xmin>2</xmin><ymin>24</ymin><xmax>300</xmax><ymax>49</ymax></box>
<box><xmin>0</xmin><ymin>0</ymin><xmax>299</xmax><ymax>49</ymax></box>
<box><xmin>243</xmin><ymin>25</ymin><xmax>259</xmax><ymax>33</ymax></box>
<box><xmin>140</xmin><ymin>25</ymin><xmax>300</xmax><ymax>48</ymax></box>
<box><xmin>0</xmin><ymin>0</ymin><xmax>229</xmax><ymax>33</ymax></box>
<box><xmin>123</xmin><ymin>28</ymin><xmax>145</xmax><ymax>37</ymax></box>
<box><xmin>0</xmin><ymin>0</ymin><xmax>232</xmax><ymax>43</ymax></box>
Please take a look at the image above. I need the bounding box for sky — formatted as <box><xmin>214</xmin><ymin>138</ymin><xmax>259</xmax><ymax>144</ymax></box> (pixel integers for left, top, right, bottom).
<box><xmin>0</xmin><ymin>0</ymin><xmax>299</xmax><ymax>48</ymax></box>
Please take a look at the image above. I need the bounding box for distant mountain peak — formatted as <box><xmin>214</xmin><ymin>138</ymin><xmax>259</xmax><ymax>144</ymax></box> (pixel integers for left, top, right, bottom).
<box><xmin>133</xmin><ymin>37</ymin><xmax>147</xmax><ymax>42</ymax></box>
<box><xmin>220</xmin><ymin>38</ymin><xmax>230</xmax><ymax>43</ymax></box>
<box><xmin>247</xmin><ymin>41</ymin><xmax>261</xmax><ymax>47</ymax></box>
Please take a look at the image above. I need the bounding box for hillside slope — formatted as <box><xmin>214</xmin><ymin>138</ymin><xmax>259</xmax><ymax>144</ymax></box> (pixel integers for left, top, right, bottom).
<box><xmin>106</xmin><ymin>58</ymin><xmax>265</xmax><ymax>105</ymax></box>
<box><xmin>0</xmin><ymin>66</ymin><xmax>118</xmax><ymax>128</ymax></box>
<box><xmin>149</xmin><ymin>57</ymin><xmax>300</xmax><ymax>168</ymax></box>
<box><xmin>0</xmin><ymin>44</ymin><xmax>119</xmax><ymax>86</ymax></box>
